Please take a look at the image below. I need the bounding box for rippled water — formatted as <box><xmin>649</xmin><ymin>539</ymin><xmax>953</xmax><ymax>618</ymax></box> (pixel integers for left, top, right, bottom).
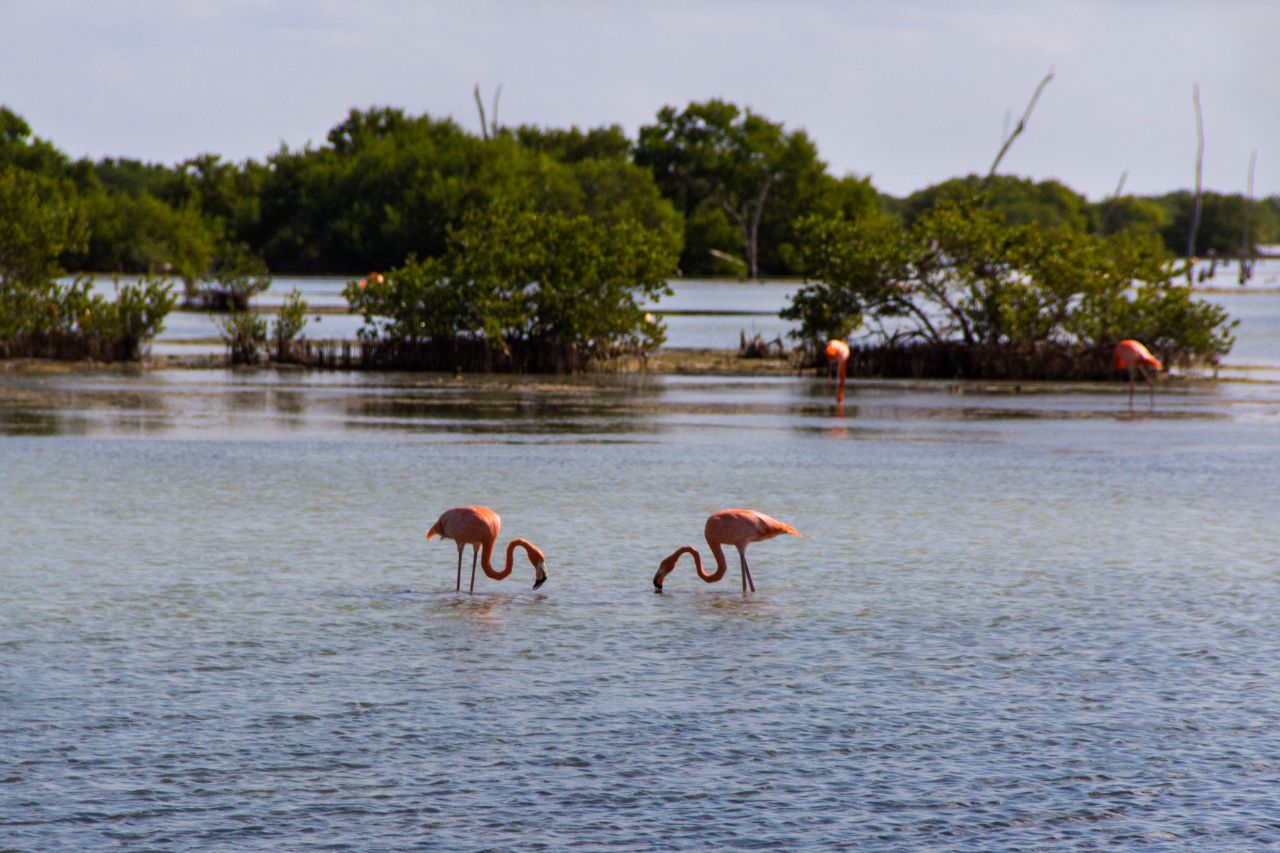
<box><xmin>3</xmin><ymin>366</ymin><xmax>1280</xmax><ymax>850</ymax></box>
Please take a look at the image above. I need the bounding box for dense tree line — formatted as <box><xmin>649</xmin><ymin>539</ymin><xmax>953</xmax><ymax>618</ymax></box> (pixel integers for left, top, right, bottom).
<box><xmin>4</xmin><ymin>102</ymin><xmax>1274</xmax><ymax>283</ymax></box>
<box><xmin>0</xmin><ymin>99</ymin><xmax>1268</xmax><ymax>369</ymax></box>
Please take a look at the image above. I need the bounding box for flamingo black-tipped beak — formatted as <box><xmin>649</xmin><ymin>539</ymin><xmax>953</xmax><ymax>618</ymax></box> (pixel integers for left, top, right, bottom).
<box><xmin>533</xmin><ymin>562</ymin><xmax>547</xmax><ymax>590</ymax></box>
<box><xmin>533</xmin><ymin>576</ymin><xmax>546</xmax><ymax>591</ymax></box>
<box><xmin>653</xmin><ymin>581</ymin><xmax>663</xmax><ymax>593</ymax></box>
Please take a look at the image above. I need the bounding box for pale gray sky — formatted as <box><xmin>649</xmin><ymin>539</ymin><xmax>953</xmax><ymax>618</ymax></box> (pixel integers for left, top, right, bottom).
<box><xmin>2</xmin><ymin>0</ymin><xmax>1277</xmax><ymax>199</ymax></box>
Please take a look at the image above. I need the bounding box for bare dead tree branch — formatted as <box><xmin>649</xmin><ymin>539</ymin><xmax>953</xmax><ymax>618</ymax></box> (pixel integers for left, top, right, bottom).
<box><xmin>709</xmin><ymin>248</ymin><xmax>748</xmax><ymax>272</ymax></box>
<box><xmin>719</xmin><ymin>173</ymin><xmax>775</xmax><ymax>279</ymax></box>
<box><xmin>987</xmin><ymin>69</ymin><xmax>1054</xmax><ymax>179</ymax></box>
<box><xmin>1112</xmin><ymin>170</ymin><xmax>1128</xmax><ymax>199</ymax></box>
<box><xmin>491</xmin><ymin>85</ymin><xmax>503</xmax><ymax>137</ymax></box>
<box><xmin>474</xmin><ymin>84</ymin><xmax>489</xmax><ymax>141</ymax></box>
<box><xmin>747</xmin><ymin>175</ymin><xmax>774</xmax><ymax>279</ymax></box>
<box><xmin>1101</xmin><ymin>170</ymin><xmax>1129</xmax><ymax>233</ymax></box>
<box><xmin>1240</xmin><ymin>149</ymin><xmax>1258</xmax><ymax>284</ymax></box>
<box><xmin>1187</xmin><ymin>83</ymin><xmax>1204</xmax><ymax>282</ymax></box>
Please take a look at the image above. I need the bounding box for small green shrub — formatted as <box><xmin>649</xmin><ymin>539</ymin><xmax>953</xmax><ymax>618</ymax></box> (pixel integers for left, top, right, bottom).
<box><xmin>0</xmin><ymin>271</ymin><xmax>175</xmax><ymax>361</ymax></box>
<box><xmin>83</xmin><ymin>276</ymin><xmax>178</xmax><ymax>360</ymax></box>
<box><xmin>217</xmin><ymin>310</ymin><xmax>269</xmax><ymax>364</ymax></box>
<box><xmin>186</xmin><ymin>245</ymin><xmax>271</xmax><ymax>311</ymax></box>
<box><xmin>272</xmin><ymin>289</ymin><xmax>309</xmax><ymax>361</ymax></box>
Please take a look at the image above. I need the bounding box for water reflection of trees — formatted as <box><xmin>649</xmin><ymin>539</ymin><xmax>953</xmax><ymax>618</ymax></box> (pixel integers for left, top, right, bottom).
<box><xmin>341</xmin><ymin>380</ymin><xmax>666</xmax><ymax>436</ymax></box>
<box><xmin>0</xmin><ymin>384</ymin><xmax>172</xmax><ymax>436</ymax></box>
<box><xmin>0</xmin><ymin>409</ymin><xmax>74</xmax><ymax>436</ymax></box>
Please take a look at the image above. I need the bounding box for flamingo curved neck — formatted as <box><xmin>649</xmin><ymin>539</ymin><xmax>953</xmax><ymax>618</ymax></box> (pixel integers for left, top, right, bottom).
<box><xmin>480</xmin><ymin>538</ymin><xmax>543</xmax><ymax>581</ymax></box>
<box><xmin>665</xmin><ymin>544</ymin><xmax>728</xmax><ymax>584</ymax></box>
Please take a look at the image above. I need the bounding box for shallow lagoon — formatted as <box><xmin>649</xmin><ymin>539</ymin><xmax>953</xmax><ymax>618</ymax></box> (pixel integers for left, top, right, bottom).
<box><xmin>3</xmin><ymin>362</ymin><xmax>1280</xmax><ymax>849</ymax></box>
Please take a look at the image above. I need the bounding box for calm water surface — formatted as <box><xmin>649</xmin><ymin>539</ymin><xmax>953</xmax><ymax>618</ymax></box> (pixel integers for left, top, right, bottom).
<box><xmin>3</xmin><ymin>364</ymin><xmax>1280</xmax><ymax>850</ymax></box>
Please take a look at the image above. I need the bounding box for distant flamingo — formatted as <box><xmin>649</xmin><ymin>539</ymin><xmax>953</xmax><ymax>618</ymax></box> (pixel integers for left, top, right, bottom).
<box><xmin>653</xmin><ymin>509</ymin><xmax>801</xmax><ymax>593</ymax></box>
<box><xmin>426</xmin><ymin>506</ymin><xmax>547</xmax><ymax>592</ymax></box>
<box><xmin>825</xmin><ymin>339</ymin><xmax>850</xmax><ymax>405</ymax></box>
<box><xmin>1113</xmin><ymin>339</ymin><xmax>1162</xmax><ymax>409</ymax></box>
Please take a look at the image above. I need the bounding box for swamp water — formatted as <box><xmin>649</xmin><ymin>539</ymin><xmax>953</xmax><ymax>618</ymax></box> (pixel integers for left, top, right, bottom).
<box><xmin>3</xmin><ymin>365</ymin><xmax>1280</xmax><ymax>850</ymax></box>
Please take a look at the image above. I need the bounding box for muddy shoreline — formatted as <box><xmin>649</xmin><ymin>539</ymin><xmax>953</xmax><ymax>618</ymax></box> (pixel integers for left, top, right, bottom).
<box><xmin>0</xmin><ymin>348</ymin><xmax>800</xmax><ymax>377</ymax></box>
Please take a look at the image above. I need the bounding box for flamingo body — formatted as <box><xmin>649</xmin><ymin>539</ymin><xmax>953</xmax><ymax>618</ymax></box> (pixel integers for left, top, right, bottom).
<box><xmin>654</xmin><ymin>508</ymin><xmax>801</xmax><ymax>593</ymax></box>
<box><xmin>1113</xmin><ymin>339</ymin><xmax>1161</xmax><ymax>408</ymax></box>
<box><xmin>1113</xmin><ymin>339</ymin><xmax>1161</xmax><ymax>372</ymax></box>
<box><xmin>426</xmin><ymin>506</ymin><xmax>547</xmax><ymax>591</ymax></box>
<box><xmin>825</xmin><ymin>340</ymin><xmax>850</xmax><ymax>405</ymax></box>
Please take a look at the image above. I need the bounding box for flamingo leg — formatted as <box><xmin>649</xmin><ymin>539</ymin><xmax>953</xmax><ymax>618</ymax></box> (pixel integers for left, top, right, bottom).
<box><xmin>455</xmin><ymin>544</ymin><xmax>464</xmax><ymax>591</ymax></box>
<box><xmin>739</xmin><ymin>548</ymin><xmax>756</xmax><ymax>593</ymax></box>
<box><xmin>1128</xmin><ymin>367</ymin><xmax>1136</xmax><ymax>410</ymax></box>
<box><xmin>469</xmin><ymin>546</ymin><xmax>479</xmax><ymax>593</ymax></box>
<box><xmin>1140</xmin><ymin>364</ymin><xmax>1155</xmax><ymax>408</ymax></box>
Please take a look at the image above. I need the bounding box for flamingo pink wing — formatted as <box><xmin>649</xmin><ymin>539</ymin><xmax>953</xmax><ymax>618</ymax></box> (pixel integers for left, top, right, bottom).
<box><xmin>708</xmin><ymin>509</ymin><xmax>800</xmax><ymax>545</ymax></box>
<box><xmin>439</xmin><ymin>506</ymin><xmax>500</xmax><ymax>545</ymax></box>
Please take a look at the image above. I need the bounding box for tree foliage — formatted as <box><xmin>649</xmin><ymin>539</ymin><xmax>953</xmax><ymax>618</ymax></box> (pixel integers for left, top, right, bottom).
<box><xmin>345</xmin><ymin>206</ymin><xmax>677</xmax><ymax>367</ymax></box>
<box><xmin>78</xmin><ymin>191</ymin><xmax>219</xmax><ymax>280</ymax></box>
<box><xmin>0</xmin><ymin>161</ymin><xmax>176</xmax><ymax>360</ymax></box>
<box><xmin>636</xmin><ymin>99</ymin><xmax>860</xmax><ymax>277</ymax></box>
<box><xmin>1097</xmin><ymin>195</ymin><xmax>1168</xmax><ymax>237</ymax></box>
<box><xmin>247</xmin><ymin>108</ymin><xmax>682</xmax><ymax>275</ymax></box>
<box><xmin>901</xmin><ymin>174</ymin><xmax>1096</xmax><ymax>231</ymax></box>
<box><xmin>1154</xmin><ymin>191</ymin><xmax>1280</xmax><ymax>256</ymax></box>
<box><xmin>512</xmin><ymin>123</ymin><xmax>633</xmax><ymax>162</ymax></box>
<box><xmin>785</xmin><ymin>188</ymin><xmax>1234</xmax><ymax>368</ymax></box>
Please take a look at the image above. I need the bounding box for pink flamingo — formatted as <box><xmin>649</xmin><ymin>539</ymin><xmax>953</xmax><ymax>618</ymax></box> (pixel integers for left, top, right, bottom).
<box><xmin>426</xmin><ymin>506</ymin><xmax>547</xmax><ymax>592</ymax></box>
<box><xmin>825</xmin><ymin>339</ymin><xmax>850</xmax><ymax>405</ymax></box>
<box><xmin>1113</xmin><ymin>339</ymin><xmax>1162</xmax><ymax>408</ymax></box>
<box><xmin>653</xmin><ymin>509</ymin><xmax>801</xmax><ymax>593</ymax></box>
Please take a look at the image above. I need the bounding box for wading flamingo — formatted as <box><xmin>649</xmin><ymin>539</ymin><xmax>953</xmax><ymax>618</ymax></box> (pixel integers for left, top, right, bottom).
<box><xmin>653</xmin><ymin>509</ymin><xmax>801</xmax><ymax>593</ymax></box>
<box><xmin>426</xmin><ymin>506</ymin><xmax>548</xmax><ymax>592</ymax></box>
<box><xmin>826</xmin><ymin>339</ymin><xmax>850</xmax><ymax>405</ymax></box>
<box><xmin>1113</xmin><ymin>339</ymin><xmax>1162</xmax><ymax>409</ymax></box>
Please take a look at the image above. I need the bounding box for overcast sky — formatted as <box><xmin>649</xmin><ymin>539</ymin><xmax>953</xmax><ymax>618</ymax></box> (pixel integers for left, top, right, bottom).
<box><xmin>3</xmin><ymin>0</ymin><xmax>1277</xmax><ymax>199</ymax></box>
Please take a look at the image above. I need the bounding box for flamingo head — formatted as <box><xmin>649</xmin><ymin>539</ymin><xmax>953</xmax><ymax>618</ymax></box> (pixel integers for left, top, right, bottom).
<box><xmin>425</xmin><ymin>520</ymin><xmax>444</xmax><ymax>540</ymax></box>
<box><xmin>521</xmin><ymin>542</ymin><xmax>548</xmax><ymax>590</ymax></box>
<box><xmin>653</xmin><ymin>555</ymin><xmax>678</xmax><ymax>593</ymax></box>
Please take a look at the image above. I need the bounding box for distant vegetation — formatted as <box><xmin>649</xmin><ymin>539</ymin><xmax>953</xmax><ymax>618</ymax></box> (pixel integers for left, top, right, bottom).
<box><xmin>784</xmin><ymin>186</ymin><xmax>1235</xmax><ymax>377</ymax></box>
<box><xmin>0</xmin><ymin>160</ymin><xmax>175</xmax><ymax>360</ymax></box>
<box><xmin>1</xmin><ymin>99</ymin><xmax>1271</xmax><ymax>368</ymax></box>
<box><xmin>216</xmin><ymin>288</ymin><xmax>308</xmax><ymax>365</ymax></box>
<box><xmin>343</xmin><ymin>205</ymin><xmax>676</xmax><ymax>371</ymax></box>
